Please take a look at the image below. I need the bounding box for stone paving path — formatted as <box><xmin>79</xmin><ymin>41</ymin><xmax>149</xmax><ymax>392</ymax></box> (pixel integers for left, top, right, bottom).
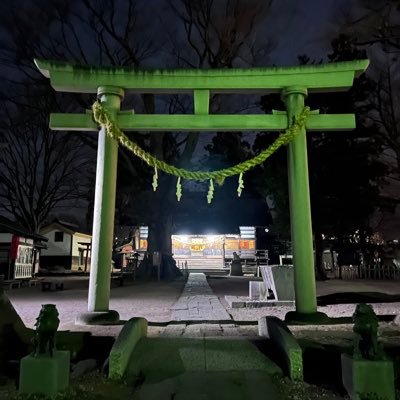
<box><xmin>171</xmin><ymin>273</ymin><xmax>231</xmax><ymax>322</ymax></box>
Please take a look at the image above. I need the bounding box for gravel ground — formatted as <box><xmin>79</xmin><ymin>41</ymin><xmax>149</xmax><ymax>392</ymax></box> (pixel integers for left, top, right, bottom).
<box><xmin>206</xmin><ymin>275</ymin><xmax>400</xmax><ymax>348</ymax></box>
<box><xmin>6</xmin><ymin>276</ymin><xmax>186</xmax><ymax>332</ymax></box>
<box><xmin>208</xmin><ymin>276</ymin><xmax>400</xmax><ymax>323</ymax></box>
<box><xmin>5</xmin><ymin>275</ymin><xmax>400</xmax><ymax>340</ymax></box>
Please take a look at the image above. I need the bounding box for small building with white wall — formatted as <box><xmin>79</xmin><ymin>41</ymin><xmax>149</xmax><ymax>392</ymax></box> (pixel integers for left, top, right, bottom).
<box><xmin>0</xmin><ymin>217</ymin><xmax>48</xmax><ymax>280</ymax></box>
<box><xmin>40</xmin><ymin>220</ymin><xmax>92</xmax><ymax>272</ymax></box>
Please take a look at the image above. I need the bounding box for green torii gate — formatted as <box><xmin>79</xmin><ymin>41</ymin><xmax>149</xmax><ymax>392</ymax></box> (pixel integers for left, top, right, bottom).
<box><xmin>36</xmin><ymin>59</ymin><xmax>369</xmax><ymax>324</ymax></box>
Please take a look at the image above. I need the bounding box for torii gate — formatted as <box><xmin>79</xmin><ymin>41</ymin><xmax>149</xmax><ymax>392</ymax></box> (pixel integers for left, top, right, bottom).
<box><xmin>36</xmin><ymin>59</ymin><xmax>369</xmax><ymax>324</ymax></box>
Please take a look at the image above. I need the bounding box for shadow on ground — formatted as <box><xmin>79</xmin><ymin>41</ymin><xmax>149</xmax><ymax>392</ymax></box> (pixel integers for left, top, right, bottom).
<box><xmin>317</xmin><ymin>292</ymin><xmax>400</xmax><ymax>305</ymax></box>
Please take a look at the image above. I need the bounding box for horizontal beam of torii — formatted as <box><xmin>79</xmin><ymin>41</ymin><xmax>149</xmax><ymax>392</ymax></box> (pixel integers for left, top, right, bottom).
<box><xmin>50</xmin><ymin>112</ymin><xmax>356</xmax><ymax>132</ymax></box>
<box><xmin>35</xmin><ymin>58</ymin><xmax>369</xmax><ymax>326</ymax></box>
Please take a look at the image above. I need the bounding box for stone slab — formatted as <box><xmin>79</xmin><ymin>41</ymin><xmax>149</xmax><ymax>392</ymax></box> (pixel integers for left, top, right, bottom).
<box><xmin>19</xmin><ymin>351</ymin><xmax>70</xmax><ymax>398</ymax></box>
<box><xmin>341</xmin><ymin>354</ymin><xmax>395</xmax><ymax>400</ymax></box>
<box><xmin>127</xmin><ymin>337</ymin><xmax>206</xmax><ymax>379</ymax></box>
<box><xmin>132</xmin><ymin>371</ymin><xmax>282</xmax><ymax>400</ymax></box>
<box><xmin>204</xmin><ymin>339</ymin><xmax>281</xmax><ymax>374</ymax></box>
<box><xmin>225</xmin><ymin>295</ymin><xmax>294</xmax><ymax>309</ymax></box>
<box><xmin>126</xmin><ymin>337</ymin><xmax>282</xmax><ymax>382</ymax></box>
<box><xmin>171</xmin><ymin>273</ymin><xmax>231</xmax><ymax>321</ymax></box>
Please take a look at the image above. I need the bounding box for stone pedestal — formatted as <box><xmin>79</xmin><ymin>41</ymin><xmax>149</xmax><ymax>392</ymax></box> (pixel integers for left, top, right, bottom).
<box><xmin>230</xmin><ymin>261</ymin><xmax>243</xmax><ymax>276</ymax></box>
<box><xmin>341</xmin><ymin>354</ymin><xmax>395</xmax><ymax>400</ymax></box>
<box><xmin>19</xmin><ymin>351</ymin><xmax>70</xmax><ymax>398</ymax></box>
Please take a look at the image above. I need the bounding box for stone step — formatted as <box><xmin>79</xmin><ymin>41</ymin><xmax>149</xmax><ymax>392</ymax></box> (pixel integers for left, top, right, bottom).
<box><xmin>187</xmin><ymin>263</ymin><xmax>223</xmax><ymax>269</ymax></box>
<box><xmin>176</xmin><ymin>258</ymin><xmax>224</xmax><ymax>269</ymax></box>
<box><xmin>127</xmin><ymin>337</ymin><xmax>282</xmax><ymax>378</ymax></box>
<box><xmin>132</xmin><ymin>371</ymin><xmax>282</xmax><ymax>400</ymax></box>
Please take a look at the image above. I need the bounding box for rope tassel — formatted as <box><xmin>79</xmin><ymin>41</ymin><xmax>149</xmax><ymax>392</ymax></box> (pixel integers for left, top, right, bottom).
<box><xmin>207</xmin><ymin>179</ymin><xmax>214</xmax><ymax>204</ymax></box>
<box><xmin>152</xmin><ymin>167</ymin><xmax>158</xmax><ymax>192</ymax></box>
<box><xmin>176</xmin><ymin>177</ymin><xmax>182</xmax><ymax>201</ymax></box>
<box><xmin>237</xmin><ymin>172</ymin><xmax>244</xmax><ymax>197</ymax></box>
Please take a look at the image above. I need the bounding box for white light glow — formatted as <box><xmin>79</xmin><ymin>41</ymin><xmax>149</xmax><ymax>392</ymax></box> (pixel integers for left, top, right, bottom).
<box><xmin>180</xmin><ymin>236</ymin><xmax>190</xmax><ymax>243</ymax></box>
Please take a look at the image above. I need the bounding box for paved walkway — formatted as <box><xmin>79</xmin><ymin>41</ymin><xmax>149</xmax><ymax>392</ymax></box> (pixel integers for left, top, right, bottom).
<box><xmin>171</xmin><ymin>273</ymin><xmax>231</xmax><ymax>322</ymax></box>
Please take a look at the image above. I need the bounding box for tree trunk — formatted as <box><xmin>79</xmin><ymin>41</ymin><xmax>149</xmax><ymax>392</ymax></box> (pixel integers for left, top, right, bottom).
<box><xmin>137</xmin><ymin>173</ymin><xmax>182</xmax><ymax>280</ymax></box>
<box><xmin>147</xmin><ymin>202</ymin><xmax>173</xmax><ymax>254</ymax></box>
<box><xmin>314</xmin><ymin>229</ymin><xmax>327</xmax><ymax>280</ymax></box>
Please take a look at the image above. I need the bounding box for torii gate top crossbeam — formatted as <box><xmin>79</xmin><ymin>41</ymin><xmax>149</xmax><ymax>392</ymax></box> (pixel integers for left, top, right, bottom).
<box><xmin>35</xmin><ymin>59</ymin><xmax>369</xmax><ymax>94</ymax></box>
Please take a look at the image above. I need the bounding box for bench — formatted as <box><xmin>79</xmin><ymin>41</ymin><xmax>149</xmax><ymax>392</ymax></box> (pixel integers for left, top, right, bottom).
<box><xmin>3</xmin><ymin>280</ymin><xmax>21</xmax><ymax>290</ymax></box>
<box><xmin>41</xmin><ymin>280</ymin><xmax>64</xmax><ymax>291</ymax></box>
<box><xmin>111</xmin><ymin>265</ymin><xmax>136</xmax><ymax>287</ymax></box>
<box><xmin>111</xmin><ymin>273</ymin><xmax>124</xmax><ymax>287</ymax></box>
<box><xmin>28</xmin><ymin>278</ymin><xmax>42</xmax><ymax>287</ymax></box>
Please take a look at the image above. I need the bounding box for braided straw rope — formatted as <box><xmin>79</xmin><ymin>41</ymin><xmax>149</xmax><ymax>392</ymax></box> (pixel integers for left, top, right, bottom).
<box><xmin>92</xmin><ymin>101</ymin><xmax>310</xmax><ymax>186</ymax></box>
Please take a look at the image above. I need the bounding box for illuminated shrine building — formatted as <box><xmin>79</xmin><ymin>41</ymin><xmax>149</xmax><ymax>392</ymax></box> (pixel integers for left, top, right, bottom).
<box><xmin>134</xmin><ymin>226</ymin><xmax>257</xmax><ymax>268</ymax></box>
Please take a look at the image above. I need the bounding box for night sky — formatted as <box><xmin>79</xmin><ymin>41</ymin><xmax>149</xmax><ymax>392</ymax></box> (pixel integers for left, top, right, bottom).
<box><xmin>0</xmin><ymin>0</ymin><xmax>399</xmax><ymax>240</ymax></box>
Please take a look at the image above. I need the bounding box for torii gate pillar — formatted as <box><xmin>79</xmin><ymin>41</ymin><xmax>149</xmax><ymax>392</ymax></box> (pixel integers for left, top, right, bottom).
<box><xmin>76</xmin><ymin>86</ymin><xmax>124</xmax><ymax>325</ymax></box>
<box><xmin>282</xmin><ymin>87</ymin><xmax>326</xmax><ymax>323</ymax></box>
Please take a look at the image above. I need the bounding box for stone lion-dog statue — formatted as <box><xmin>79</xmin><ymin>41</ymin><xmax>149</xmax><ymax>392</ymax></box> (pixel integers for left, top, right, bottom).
<box><xmin>352</xmin><ymin>303</ymin><xmax>384</xmax><ymax>360</ymax></box>
<box><xmin>32</xmin><ymin>304</ymin><xmax>60</xmax><ymax>357</ymax></box>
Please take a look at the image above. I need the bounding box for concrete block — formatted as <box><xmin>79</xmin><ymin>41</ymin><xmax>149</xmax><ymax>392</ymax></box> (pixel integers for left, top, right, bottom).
<box><xmin>259</xmin><ymin>265</ymin><xmax>295</xmax><ymax>301</ymax></box>
<box><xmin>19</xmin><ymin>351</ymin><xmax>70</xmax><ymax>398</ymax></box>
<box><xmin>249</xmin><ymin>281</ymin><xmax>266</xmax><ymax>299</ymax></box>
<box><xmin>258</xmin><ymin>316</ymin><xmax>303</xmax><ymax>381</ymax></box>
<box><xmin>224</xmin><ymin>296</ymin><xmax>246</xmax><ymax>308</ymax></box>
<box><xmin>109</xmin><ymin>317</ymin><xmax>148</xmax><ymax>380</ymax></box>
<box><xmin>341</xmin><ymin>354</ymin><xmax>395</xmax><ymax>400</ymax></box>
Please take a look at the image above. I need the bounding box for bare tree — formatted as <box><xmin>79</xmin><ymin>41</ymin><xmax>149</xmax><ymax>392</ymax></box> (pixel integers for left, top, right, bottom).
<box><xmin>338</xmin><ymin>1</ymin><xmax>400</xmax><ymax>53</ymax></box>
<box><xmin>0</xmin><ymin>100</ymin><xmax>93</xmax><ymax>233</ymax></box>
<box><xmin>0</xmin><ymin>0</ymin><xmax>156</xmax><ymax>232</ymax></box>
<box><xmin>0</xmin><ymin>0</ymin><xmax>276</xmax><ymax>259</ymax></box>
<box><xmin>335</xmin><ymin>2</ymin><xmax>400</xmax><ymax>219</ymax></box>
<box><xmin>167</xmin><ymin>0</ymin><xmax>273</xmax><ymax>68</ymax></box>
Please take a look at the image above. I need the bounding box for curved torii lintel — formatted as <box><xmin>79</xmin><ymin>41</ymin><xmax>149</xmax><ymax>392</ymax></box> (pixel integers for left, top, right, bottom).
<box><xmin>34</xmin><ymin>58</ymin><xmax>369</xmax><ymax>94</ymax></box>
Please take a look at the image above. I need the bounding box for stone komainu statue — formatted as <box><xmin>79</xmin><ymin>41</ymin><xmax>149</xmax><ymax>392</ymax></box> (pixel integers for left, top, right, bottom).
<box><xmin>352</xmin><ymin>303</ymin><xmax>384</xmax><ymax>361</ymax></box>
<box><xmin>32</xmin><ymin>304</ymin><xmax>60</xmax><ymax>357</ymax></box>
